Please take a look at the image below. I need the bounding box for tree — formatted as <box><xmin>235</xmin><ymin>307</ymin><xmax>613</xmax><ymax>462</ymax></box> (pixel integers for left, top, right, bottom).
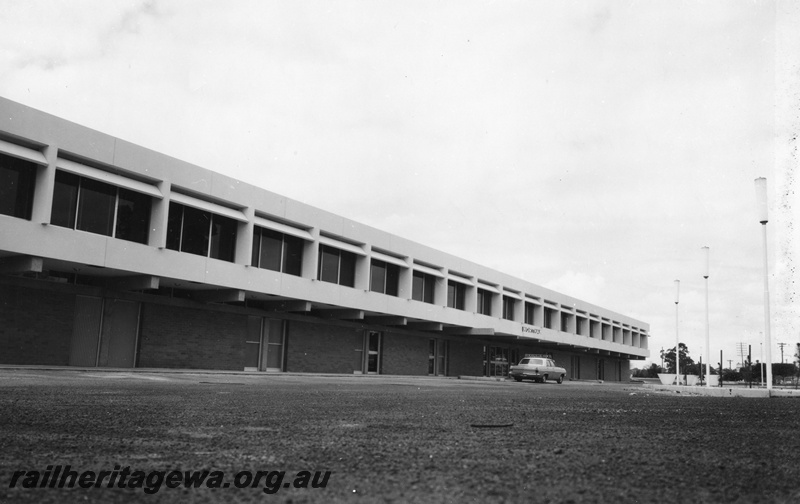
<box><xmin>772</xmin><ymin>363</ymin><xmax>797</xmax><ymax>384</ymax></box>
<box><xmin>660</xmin><ymin>343</ymin><xmax>695</xmax><ymax>374</ymax></box>
<box><xmin>631</xmin><ymin>363</ymin><xmax>663</xmax><ymax>378</ymax></box>
<box><xmin>721</xmin><ymin>368</ymin><xmax>742</xmax><ymax>382</ymax></box>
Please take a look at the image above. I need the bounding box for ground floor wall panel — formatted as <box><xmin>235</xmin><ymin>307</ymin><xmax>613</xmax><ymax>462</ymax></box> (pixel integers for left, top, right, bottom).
<box><xmin>448</xmin><ymin>339</ymin><xmax>485</xmax><ymax>377</ymax></box>
<box><xmin>137</xmin><ymin>303</ymin><xmax>248</xmax><ymax>370</ymax></box>
<box><xmin>0</xmin><ymin>282</ymin><xmax>74</xmax><ymax>365</ymax></box>
<box><xmin>380</xmin><ymin>332</ymin><xmax>429</xmax><ymax>376</ymax></box>
<box><xmin>285</xmin><ymin>320</ymin><xmax>363</xmax><ymax>374</ymax></box>
<box><xmin>0</xmin><ymin>278</ymin><xmax>637</xmax><ymax>379</ymax></box>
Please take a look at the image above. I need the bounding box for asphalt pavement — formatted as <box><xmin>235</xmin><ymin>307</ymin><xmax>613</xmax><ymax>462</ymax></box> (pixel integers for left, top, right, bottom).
<box><xmin>1</xmin><ymin>369</ymin><xmax>798</xmax><ymax>503</ymax></box>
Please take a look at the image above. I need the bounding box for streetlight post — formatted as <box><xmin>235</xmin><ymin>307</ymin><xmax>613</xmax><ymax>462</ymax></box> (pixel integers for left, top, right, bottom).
<box><xmin>702</xmin><ymin>246</ymin><xmax>710</xmax><ymax>387</ymax></box>
<box><xmin>674</xmin><ymin>279</ymin><xmax>680</xmax><ymax>385</ymax></box>
<box><xmin>755</xmin><ymin>177</ymin><xmax>773</xmax><ymax>390</ymax></box>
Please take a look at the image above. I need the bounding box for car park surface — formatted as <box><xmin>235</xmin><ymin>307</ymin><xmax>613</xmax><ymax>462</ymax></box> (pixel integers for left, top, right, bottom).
<box><xmin>1</xmin><ymin>369</ymin><xmax>798</xmax><ymax>503</ymax></box>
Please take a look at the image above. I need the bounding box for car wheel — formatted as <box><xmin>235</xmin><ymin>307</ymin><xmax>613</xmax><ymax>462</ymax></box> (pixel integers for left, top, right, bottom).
<box><xmin>557</xmin><ymin>375</ymin><xmax>563</xmax><ymax>384</ymax></box>
<box><xmin>514</xmin><ymin>377</ymin><xmax>522</xmax><ymax>382</ymax></box>
<box><xmin>541</xmin><ymin>375</ymin><xmax>548</xmax><ymax>383</ymax></box>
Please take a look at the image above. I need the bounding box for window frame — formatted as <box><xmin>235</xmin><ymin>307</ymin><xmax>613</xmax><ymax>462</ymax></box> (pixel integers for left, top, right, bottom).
<box><xmin>251</xmin><ymin>226</ymin><xmax>304</xmax><ymax>276</ymax></box>
<box><xmin>446</xmin><ymin>281</ymin><xmax>466</xmax><ymax>310</ymax></box>
<box><xmin>51</xmin><ymin>170</ymin><xmax>152</xmax><ymax>245</ymax></box>
<box><xmin>502</xmin><ymin>295</ymin><xmax>515</xmax><ymax>320</ymax></box>
<box><xmin>165</xmin><ymin>201</ymin><xmax>237</xmax><ymax>262</ymax></box>
<box><xmin>412</xmin><ymin>270</ymin><xmax>435</xmax><ymax>304</ymax></box>
<box><xmin>317</xmin><ymin>244</ymin><xmax>357</xmax><ymax>287</ymax></box>
<box><xmin>0</xmin><ymin>152</ymin><xmax>37</xmax><ymax>220</ymax></box>
<box><xmin>477</xmin><ymin>288</ymin><xmax>493</xmax><ymax>316</ymax></box>
<box><xmin>369</xmin><ymin>259</ymin><xmax>399</xmax><ymax>296</ymax></box>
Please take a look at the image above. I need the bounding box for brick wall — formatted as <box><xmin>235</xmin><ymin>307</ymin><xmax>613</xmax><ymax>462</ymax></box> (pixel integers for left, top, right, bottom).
<box><xmin>0</xmin><ymin>282</ymin><xmax>74</xmax><ymax>365</ymax></box>
<box><xmin>137</xmin><ymin>303</ymin><xmax>248</xmax><ymax>370</ymax></box>
<box><xmin>447</xmin><ymin>339</ymin><xmax>484</xmax><ymax>377</ymax></box>
<box><xmin>381</xmin><ymin>332</ymin><xmax>429</xmax><ymax>376</ymax></box>
<box><xmin>285</xmin><ymin>320</ymin><xmax>363</xmax><ymax>374</ymax></box>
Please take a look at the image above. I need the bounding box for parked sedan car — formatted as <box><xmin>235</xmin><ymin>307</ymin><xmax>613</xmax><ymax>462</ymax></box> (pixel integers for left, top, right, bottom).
<box><xmin>509</xmin><ymin>356</ymin><xmax>567</xmax><ymax>384</ymax></box>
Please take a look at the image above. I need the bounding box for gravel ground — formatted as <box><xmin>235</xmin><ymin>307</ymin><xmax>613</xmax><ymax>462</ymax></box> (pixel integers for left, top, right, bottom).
<box><xmin>1</xmin><ymin>369</ymin><xmax>798</xmax><ymax>503</ymax></box>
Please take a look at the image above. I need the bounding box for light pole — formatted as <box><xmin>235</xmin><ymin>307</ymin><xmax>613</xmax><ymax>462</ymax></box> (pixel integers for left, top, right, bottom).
<box><xmin>755</xmin><ymin>177</ymin><xmax>773</xmax><ymax>390</ymax></box>
<box><xmin>674</xmin><ymin>279</ymin><xmax>680</xmax><ymax>385</ymax></box>
<box><xmin>702</xmin><ymin>246</ymin><xmax>710</xmax><ymax>387</ymax></box>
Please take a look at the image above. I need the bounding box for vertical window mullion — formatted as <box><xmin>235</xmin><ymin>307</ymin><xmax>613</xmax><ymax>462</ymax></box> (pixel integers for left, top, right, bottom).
<box><xmin>207</xmin><ymin>214</ymin><xmax>214</xmax><ymax>258</ymax></box>
<box><xmin>279</xmin><ymin>236</ymin><xmax>286</xmax><ymax>273</ymax></box>
<box><xmin>336</xmin><ymin>250</ymin><xmax>342</xmax><ymax>285</ymax></box>
<box><xmin>111</xmin><ymin>188</ymin><xmax>120</xmax><ymax>238</ymax></box>
<box><xmin>179</xmin><ymin>206</ymin><xmax>185</xmax><ymax>252</ymax></box>
<box><xmin>73</xmin><ymin>177</ymin><xmax>82</xmax><ymax>230</ymax></box>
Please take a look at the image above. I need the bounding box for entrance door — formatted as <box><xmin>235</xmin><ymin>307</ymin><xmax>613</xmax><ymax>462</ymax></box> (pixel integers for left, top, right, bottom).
<box><xmin>363</xmin><ymin>331</ymin><xmax>381</xmax><ymax>374</ymax></box>
<box><xmin>262</xmin><ymin>319</ymin><xmax>285</xmax><ymax>371</ymax></box>
<box><xmin>486</xmin><ymin>346</ymin><xmax>510</xmax><ymax>377</ymax></box>
<box><xmin>69</xmin><ymin>296</ymin><xmax>103</xmax><ymax>367</ymax></box>
<box><xmin>244</xmin><ymin>317</ymin><xmax>285</xmax><ymax>372</ymax></box>
<box><xmin>428</xmin><ymin>339</ymin><xmax>448</xmax><ymax>376</ymax></box>
<box><xmin>570</xmin><ymin>356</ymin><xmax>581</xmax><ymax>380</ymax></box>
<box><xmin>99</xmin><ymin>299</ymin><xmax>140</xmax><ymax>368</ymax></box>
<box><xmin>597</xmin><ymin>358</ymin><xmax>605</xmax><ymax>380</ymax></box>
<box><xmin>244</xmin><ymin>316</ymin><xmax>262</xmax><ymax>371</ymax></box>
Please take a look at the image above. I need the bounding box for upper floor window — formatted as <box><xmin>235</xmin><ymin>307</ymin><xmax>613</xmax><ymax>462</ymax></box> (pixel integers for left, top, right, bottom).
<box><xmin>544</xmin><ymin>307</ymin><xmax>557</xmax><ymax>329</ymax></box>
<box><xmin>318</xmin><ymin>244</ymin><xmax>356</xmax><ymax>287</ymax></box>
<box><xmin>252</xmin><ymin>226</ymin><xmax>303</xmax><ymax>276</ymax></box>
<box><xmin>477</xmin><ymin>288</ymin><xmax>492</xmax><ymax>316</ymax></box>
<box><xmin>447</xmin><ymin>281</ymin><xmax>466</xmax><ymax>310</ymax></box>
<box><xmin>502</xmin><ymin>296</ymin><xmax>515</xmax><ymax>320</ymax></box>
<box><xmin>524</xmin><ymin>302</ymin><xmax>536</xmax><ymax>325</ymax></box>
<box><xmin>576</xmin><ymin>317</ymin><xmax>586</xmax><ymax>335</ymax></box>
<box><xmin>0</xmin><ymin>152</ymin><xmax>36</xmax><ymax>220</ymax></box>
<box><xmin>561</xmin><ymin>312</ymin><xmax>570</xmax><ymax>332</ymax></box>
<box><xmin>412</xmin><ymin>271</ymin><xmax>435</xmax><ymax>304</ymax></box>
<box><xmin>166</xmin><ymin>202</ymin><xmax>237</xmax><ymax>262</ymax></box>
<box><xmin>370</xmin><ymin>259</ymin><xmax>399</xmax><ymax>296</ymax></box>
<box><xmin>51</xmin><ymin>170</ymin><xmax>151</xmax><ymax>244</ymax></box>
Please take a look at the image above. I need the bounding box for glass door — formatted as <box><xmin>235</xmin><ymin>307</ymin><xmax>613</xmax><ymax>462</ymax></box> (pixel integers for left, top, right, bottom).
<box><xmin>364</xmin><ymin>331</ymin><xmax>381</xmax><ymax>374</ymax></box>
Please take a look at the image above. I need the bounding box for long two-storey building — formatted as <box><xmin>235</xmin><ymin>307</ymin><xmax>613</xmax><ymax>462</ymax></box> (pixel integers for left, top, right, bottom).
<box><xmin>0</xmin><ymin>97</ymin><xmax>649</xmax><ymax>379</ymax></box>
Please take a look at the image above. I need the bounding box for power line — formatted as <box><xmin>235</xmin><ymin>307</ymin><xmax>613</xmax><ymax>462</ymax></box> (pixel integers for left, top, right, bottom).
<box><xmin>778</xmin><ymin>342</ymin><xmax>787</xmax><ymax>364</ymax></box>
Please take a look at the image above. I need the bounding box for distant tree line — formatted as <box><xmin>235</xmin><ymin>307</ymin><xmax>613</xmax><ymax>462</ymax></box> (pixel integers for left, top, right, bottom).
<box><xmin>630</xmin><ymin>342</ymin><xmax>800</xmax><ymax>386</ymax></box>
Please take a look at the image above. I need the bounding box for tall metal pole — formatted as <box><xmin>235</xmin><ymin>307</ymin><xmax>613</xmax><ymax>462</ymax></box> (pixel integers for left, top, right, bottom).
<box><xmin>674</xmin><ymin>279</ymin><xmax>680</xmax><ymax>385</ymax></box>
<box><xmin>755</xmin><ymin>177</ymin><xmax>773</xmax><ymax>391</ymax></box>
<box><xmin>702</xmin><ymin>246</ymin><xmax>710</xmax><ymax>387</ymax></box>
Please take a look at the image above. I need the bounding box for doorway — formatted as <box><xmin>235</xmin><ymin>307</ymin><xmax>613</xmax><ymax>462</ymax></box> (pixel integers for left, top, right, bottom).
<box><xmin>245</xmin><ymin>317</ymin><xmax>285</xmax><ymax>372</ymax></box>
<box><xmin>428</xmin><ymin>339</ymin><xmax>448</xmax><ymax>376</ymax></box>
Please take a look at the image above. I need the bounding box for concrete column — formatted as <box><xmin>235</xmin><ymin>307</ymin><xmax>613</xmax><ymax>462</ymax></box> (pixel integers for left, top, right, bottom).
<box><xmin>354</xmin><ymin>248</ymin><xmax>370</xmax><ymax>291</ymax></box>
<box><xmin>434</xmin><ymin>275</ymin><xmax>447</xmax><ymax>307</ymax></box>
<box><xmin>304</xmin><ymin>228</ymin><xmax>320</xmax><ymax>280</ymax></box>
<box><xmin>396</xmin><ymin>261</ymin><xmax>412</xmax><ymax>300</ymax></box>
<box><xmin>149</xmin><ymin>182</ymin><xmax>171</xmax><ymax>249</ymax></box>
<box><xmin>464</xmin><ymin>280</ymin><xmax>477</xmax><ymax>312</ymax></box>
<box><xmin>235</xmin><ymin>207</ymin><xmax>255</xmax><ymax>266</ymax></box>
<box><xmin>32</xmin><ymin>144</ymin><xmax>57</xmax><ymax>224</ymax></box>
<box><xmin>489</xmin><ymin>291</ymin><xmax>501</xmax><ymax>318</ymax></box>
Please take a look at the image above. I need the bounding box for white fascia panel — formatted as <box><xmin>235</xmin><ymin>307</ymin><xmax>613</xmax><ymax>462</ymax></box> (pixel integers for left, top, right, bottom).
<box><xmin>0</xmin><ymin>139</ymin><xmax>47</xmax><ymax>166</ymax></box>
<box><xmin>477</xmin><ymin>283</ymin><xmax>501</xmax><ymax>294</ymax></box>
<box><xmin>371</xmin><ymin>250</ymin><xmax>408</xmax><ymax>268</ymax></box>
<box><xmin>447</xmin><ymin>275</ymin><xmax>473</xmax><ymax>286</ymax></box>
<box><xmin>413</xmin><ymin>263</ymin><xmax>444</xmax><ymax>278</ymax></box>
<box><xmin>170</xmin><ymin>192</ymin><xmax>247</xmax><ymax>222</ymax></box>
<box><xmin>318</xmin><ymin>235</ymin><xmax>367</xmax><ymax>256</ymax></box>
<box><xmin>253</xmin><ymin>216</ymin><xmax>313</xmax><ymax>241</ymax></box>
<box><xmin>57</xmin><ymin>158</ymin><xmax>163</xmax><ymax>199</ymax></box>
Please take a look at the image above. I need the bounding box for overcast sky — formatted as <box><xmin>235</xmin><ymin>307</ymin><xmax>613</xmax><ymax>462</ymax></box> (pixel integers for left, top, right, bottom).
<box><xmin>2</xmin><ymin>0</ymin><xmax>797</xmax><ymax>368</ymax></box>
